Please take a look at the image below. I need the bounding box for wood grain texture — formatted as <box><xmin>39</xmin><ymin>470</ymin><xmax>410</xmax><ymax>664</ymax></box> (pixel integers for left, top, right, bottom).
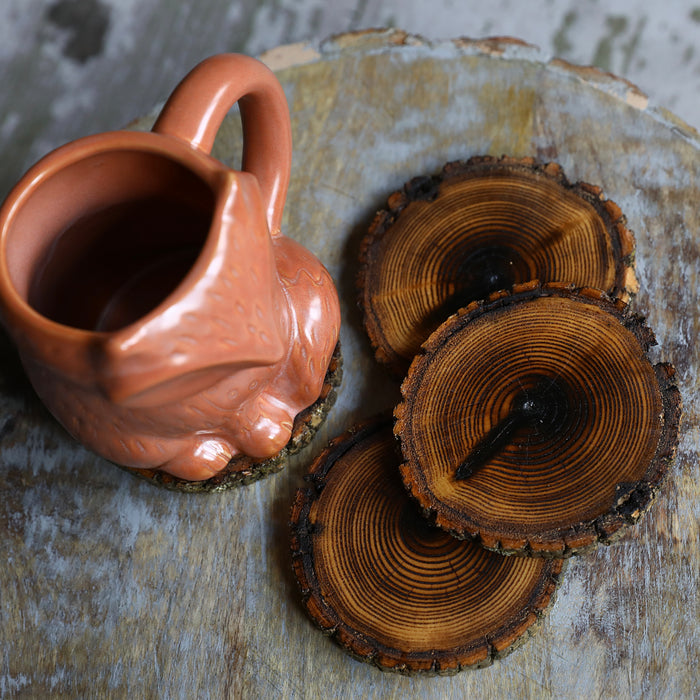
<box><xmin>290</xmin><ymin>417</ymin><xmax>564</xmax><ymax>673</ymax></box>
<box><xmin>395</xmin><ymin>284</ymin><xmax>680</xmax><ymax>556</ymax></box>
<box><xmin>358</xmin><ymin>156</ymin><xmax>637</xmax><ymax>376</ymax></box>
<box><xmin>0</xmin><ymin>31</ymin><xmax>698</xmax><ymax>698</ymax></box>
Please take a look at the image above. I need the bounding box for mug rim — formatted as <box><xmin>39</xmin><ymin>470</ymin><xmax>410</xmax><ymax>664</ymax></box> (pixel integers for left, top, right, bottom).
<box><xmin>0</xmin><ymin>129</ymin><xmax>233</xmax><ymax>346</ymax></box>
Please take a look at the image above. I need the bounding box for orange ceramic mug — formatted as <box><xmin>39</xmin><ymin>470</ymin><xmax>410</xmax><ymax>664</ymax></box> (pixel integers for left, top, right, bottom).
<box><xmin>0</xmin><ymin>54</ymin><xmax>341</xmax><ymax>481</ymax></box>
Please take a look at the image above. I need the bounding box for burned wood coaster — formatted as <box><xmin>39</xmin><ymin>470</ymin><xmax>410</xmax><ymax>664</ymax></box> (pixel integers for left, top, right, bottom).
<box><xmin>395</xmin><ymin>283</ymin><xmax>680</xmax><ymax>556</ymax></box>
<box><xmin>358</xmin><ymin>156</ymin><xmax>637</xmax><ymax>376</ymax></box>
<box><xmin>290</xmin><ymin>417</ymin><xmax>564</xmax><ymax>674</ymax></box>
<box><xmin>124</xmin><ymin>343</ymin><xmax>342</xmax><ymax>492</ymax></box>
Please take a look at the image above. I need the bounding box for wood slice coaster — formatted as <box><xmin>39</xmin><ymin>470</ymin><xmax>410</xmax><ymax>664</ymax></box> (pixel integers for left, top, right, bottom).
<box><xmin>290</xmin><ymin>417</ymin><xmax>564</xmax><ymax>674</ymax></box>
<box><xmin>358</xmin><ymin>156</ymin><xmax>637</xmax><ymax>377</ymax></box>
<box><xmin>123</xmin><ymin>343</ymin><xmax>342</xmax><ymax>492</ymax></box>
<box><xmin>395</xmin><ymin>283</ymin><xmax>681</xmax><ymax>556</ymax></box>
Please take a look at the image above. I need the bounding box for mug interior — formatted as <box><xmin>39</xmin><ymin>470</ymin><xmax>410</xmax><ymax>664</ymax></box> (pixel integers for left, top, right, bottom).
<box><xmin>5</xmin><ymin>148</ymin><xmax>215</xmax><ymax>331</ymax></box>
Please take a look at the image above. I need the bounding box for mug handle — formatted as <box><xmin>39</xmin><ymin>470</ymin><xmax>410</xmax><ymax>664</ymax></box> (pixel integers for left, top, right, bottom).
<box><xmin>152</xmin><ymin>53</ymin><xmax>291</xmax><ymax>235</ymax></box>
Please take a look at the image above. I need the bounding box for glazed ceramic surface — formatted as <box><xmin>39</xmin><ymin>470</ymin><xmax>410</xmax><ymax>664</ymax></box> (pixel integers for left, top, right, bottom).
<box><xmin>0</xmin><ymin>54</ymin><xmax>340</xmax><ymax>480</ymax></box>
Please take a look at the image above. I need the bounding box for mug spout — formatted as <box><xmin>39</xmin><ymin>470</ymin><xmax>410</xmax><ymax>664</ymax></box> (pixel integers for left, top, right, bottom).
<box><xmin>95</xmin><ymin>170</ymin><xmax>290</xmax><ymax>408</ymax></box>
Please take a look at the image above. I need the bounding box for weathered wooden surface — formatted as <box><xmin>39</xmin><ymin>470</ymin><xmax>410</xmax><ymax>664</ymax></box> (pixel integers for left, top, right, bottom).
<box><xmin>1</xmin><ymin>31</ymin><xmax>698</xmax><ymax>698</ymax></box>
<box><xmin>4</xmin><ymin>1</ymin><xmax>700</xmax><ymax>208</ymax></box>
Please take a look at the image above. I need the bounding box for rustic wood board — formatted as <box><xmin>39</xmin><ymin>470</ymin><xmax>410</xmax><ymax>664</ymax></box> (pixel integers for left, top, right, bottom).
<box><xmin>1</xmin><ymin>30</ymin><xmax>698</xmax><ymax>698</ymax></box>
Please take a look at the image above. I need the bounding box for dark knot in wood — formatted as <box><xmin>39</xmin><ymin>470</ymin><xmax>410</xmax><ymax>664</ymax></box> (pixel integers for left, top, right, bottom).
<box><xmin>455</xmin><ymin>374</ymin><xmax>569</xmax><ymax>480</ymax></box>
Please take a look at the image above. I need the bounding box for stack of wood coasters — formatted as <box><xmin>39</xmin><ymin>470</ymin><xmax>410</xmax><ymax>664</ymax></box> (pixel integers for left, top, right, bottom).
<box><xmin>290</xmin><ymin>156</ymin><xmax>681</xmax><ymax>674</ymax></box>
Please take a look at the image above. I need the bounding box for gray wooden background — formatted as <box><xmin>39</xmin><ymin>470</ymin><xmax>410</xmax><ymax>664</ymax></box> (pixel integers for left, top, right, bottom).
<box><xmin>1</xmin><ymin>3</ymin><xmax>699</xmax><ymax>700</ymax></box>
<box><xmin>2</xmin><ymin>0</ymin><xmax>700</xmax><ymax>201</ymax></box>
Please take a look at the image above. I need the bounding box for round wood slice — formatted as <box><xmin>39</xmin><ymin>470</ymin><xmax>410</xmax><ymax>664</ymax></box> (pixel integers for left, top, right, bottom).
<box><xmin>290</xmin><ymin>417</ymin><xmax>564</xmax><ymax>674</ymax></box>
<box><xmin>358</xmin><ymin>156</ymin><xmax>637</xmax><ymax>376</ymax></box>
<box><xmin>123</xmin><ymin>343</ymin><xmax>342</xmax><ymax>491</ymax></box>
<box><xmin>395</xmin><ymin>283</ymin><xmax>680</xmax><ymax>556</ymax></box>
